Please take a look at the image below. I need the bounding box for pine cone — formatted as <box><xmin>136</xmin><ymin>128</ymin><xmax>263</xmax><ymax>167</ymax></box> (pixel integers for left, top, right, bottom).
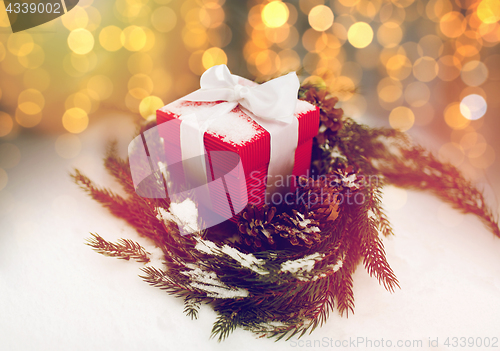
<box><xmin>238</xmin><ymin>204</ymin><xmax>277</xmax><ymax>250</ymax></box>
<box><xmin>274</xmin><ymin>210</ymin><xmax>322</xmax><ymax>248</ymax></box>
<box><xmin>328</xmin><ymin>165</ymin><xmax>364</xmax><ymax>197</ymax></box>
<box><xmin>296</xmin><ymin>176</ymin><xmax>341</xmax><ymax>223</ymax></box>
<box><xmin>300</xmin><ymin>86</ymin><xmax>344</xmax><ymax>143</ymax></box>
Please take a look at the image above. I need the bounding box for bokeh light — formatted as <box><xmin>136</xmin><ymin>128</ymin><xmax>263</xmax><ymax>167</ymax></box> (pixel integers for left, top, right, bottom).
<box><xmin>444</xmin><ymin>102</ymin><xmax>470</xmax><ymax>130</ymax></box>
<box><xmin>68</xmin><ymin>29</ymin><xmax>95</xmax><ymax>55</ymax></box>
<box><xmin>139</xmin><ymin>96</ymin><xmax>164</xmax><ymax>119</ymax></box>
<box><xmin>0</xmin><ymin>112</ymin><xmax>14</xmax><ymax>137</ymax></box>
<box><xmin>0</xmin><ymin>0</ymin><xmax>498</xmax><ymax>180</ymax></box>
<box><xmin>262</xmin><ymin>1</ymin><xmax>289</xmax><ymax>28</ymax></box>
<box><xmin>62</xmin><ymin>108</ymin><xmax>89</xmax><ymax>134</ymax></box>
<box><xmin>347</xmin><ymin>22</ymin><xmax>373</xmax><ymax>48</ymax></box>
<box><xmin>460</xmin><ymin>94</ymin><xmax>487</xmax><ymax>120</ymax></box>
<box><xmin>477</xmin><ymin>0</ymin><xmax>500</xmax><ymax>24</ymax></box>
<box><xmin>308</xmin><ymin>5</ymin><xmax>334</xmax><ymax>32</ymax></box>
<box><xmin>202</xmin><ymin>47</ymin><xmax>227</xmax><ymax>69</ymax></box>
<box><xmin>461</xmin><ymin>61</ymin><xmax>489</xmax><ymax>86</ymax></box>
<box><xmin>389</xmin><ymin>106</ymin><xmax>415</xmax><ymax>131</ymax></box>
<box><xmin>99</xmin><ymin>26</ymin><xmax>123</xmax><ymax>52</ymax></box>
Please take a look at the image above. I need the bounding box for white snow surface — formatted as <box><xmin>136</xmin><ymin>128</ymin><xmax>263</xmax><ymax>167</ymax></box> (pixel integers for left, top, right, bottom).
<box><xmin>1</xmin><ymin>114</ymin><xmax>499</xmax><ymax>351</ymax></box>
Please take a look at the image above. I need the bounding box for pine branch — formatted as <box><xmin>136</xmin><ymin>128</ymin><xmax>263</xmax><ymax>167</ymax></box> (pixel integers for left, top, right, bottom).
<box><xmin>332</xmin><ymin>268</ymin><xmax>355</xmax><ymax>317</ymax></box>
<box><xmin>351</xmin><ymin>199</ymin><xmax>399</xmax><ymax>293</ymax></box>
<box><xmin>378</xmin><ymin>144</ymin><xmax>500</xmax><ymax>238</ymax></box>
<box><xmin>139</xmin><ymin>266</ymin><xmax>197</xmax><ymax>297</ymax></box>
<box><xmin>85</xmin><ymin>233</ymin><xmax>151</xmax><ymax>263</ymax></box>
<box><xmin>71</xmin><ymin>169</ymin><xmax>134</xmax><ymax>218</ymax></box>
<box><xmin>103</xmin><ymin>141</ymin><xmax>137</xmax><ymax>197</ymax></box>
<box><xmin>184</xmin><ymin>296</ymin><xmax>201</xmax><ymax>320</ymax></box>
<box><xmin>359</xmin><ymin>217</ymin><xmax>399</xmax><ymax>292</ymax></box>
<box><xmin>211</xmin><ymin>313</ymin><xmax>239</xmax><ymax>342</ymax></box>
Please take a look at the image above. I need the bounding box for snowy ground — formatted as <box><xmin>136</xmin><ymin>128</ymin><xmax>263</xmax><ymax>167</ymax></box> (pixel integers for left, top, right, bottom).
<box><xmin>1</xmin><ymin>114</ymin><xmax>499</xmax><ymax>351</ymax></box>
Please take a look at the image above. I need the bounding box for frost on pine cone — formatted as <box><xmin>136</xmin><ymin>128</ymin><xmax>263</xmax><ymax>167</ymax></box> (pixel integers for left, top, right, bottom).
<box><xmin>237</xmin><ymin>202</ymin><xmax>338</xmax><ymax>250</ymax></box>
<box><xmin>273</xmin><ymin>209</ymin><xmax>323</xmax><ymax>247</ymax></box>
<box><xmin>237</xmin><ymin>204</ymin><xmax>277</xmax><ymax>250</ymax></box>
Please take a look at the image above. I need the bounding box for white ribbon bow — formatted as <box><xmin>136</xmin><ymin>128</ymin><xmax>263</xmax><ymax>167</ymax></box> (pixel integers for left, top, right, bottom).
<box><xmin>184</xmin><ymin>64</ymin><xmax>300</xmax><ymax>122</ymax></box>
<box><xmin>178</xmin><ymin>64</ymin><xmax>301</xmax><ymax>205</ymax></box>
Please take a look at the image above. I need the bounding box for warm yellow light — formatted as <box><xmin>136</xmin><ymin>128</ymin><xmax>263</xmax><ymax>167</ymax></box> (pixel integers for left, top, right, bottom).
<box><xmin>308</xmin><ymin>5</ymin><xmax>334</xmax><ymax>31</ymax></box>
<box><xmin>389</xmin><ymin>106</ymin><xmax>415</xmax><ymax>131</ymax></box>
<box><xmin>404</xmin><ymin>81</ymin><xmax>430</xmax><ymax>107</ymax></box>
<box><xmin>65</xmin><ymin>93</ymin><xmax>92</xmax><ymax>113</ymax></box>
<box><xmin>62</xmin><ymin>108</ymin><xmax>89</xmax><ymax>134</ymax></box>
<box><xmin>338</xmin><ymin>0</ymin><xmax>359</xmax><ymax>7</ymax></box>
<box><xmin>439</xmin><ymin>11</ymin><xmax>466</xmax><ymax>38</ymax></box>
<box><xmin>61</xmin><ymin>6</ymin><xmax>88</xmax><ymax>30</ymax></box>
<box><xmin>413</xmin><ymin>57</ymin><xmax>438</xmax><ymax>82</ymax></box>
<box><xmin>68</xmin><ymin>29</ymin><xmax>95</xmax><ymax>55</ymax></box>
<box><xmin>262</xmin><ymin>1</ymin><xmax>289</xmax><ymax>28</ymax></box>
<box><xmin>377</xmin><ymin>22</ymin><xmax>403</xmax><ymax>48</ymax></box>
<box><xmin>87</xmin><ymin>75</ymin><xmax>114</xmax><ymax>101</ymax></box>
<box><xmin>139</xmin><ymin>96</ymin><xmax>164</xmax><ymax>119</ymax></box>
<box><xmin>461</xmin><ymin>61</ymin><xmax>489</xmax><ymax>86</ymax></box>
<box><xmin>347</xmin><ymin>22</ymin><xmax>373</xmax><ymax>48</ymax></box>
<box><xmin>121</xmin><ymin>26</ymin><xmax>147</xmax><ymax>52</ymax></box>
<box><xmin>7</xmin><ymin>32</ymin><xmax>34</xmax><ymax>56</ymax></box>
<box><xmin>202</xmin><ymin>47</ymin><xmax>227</xmax><ymax>69</ymax></box>
<box><xmin>23</xmin><ymin>68</ymin><xmax>50</xmax><ymax>92</ymax></box>
<box><xmin>151</xmin><ymin>6</ymin><xmax>177</xmax><ymax>33</ymax></box>
<box><xmin>477</xmin><ymin>0</ymin><xmax>500</xmax><ymax>24</ymax></box>
<box><xmin>15</xmin><ymin>109</ymin><xmax>42</xmax><ymax>128</ymax></box>
<box><xmin>18</xmin><ymin>89</ymin><xmax>45</xmax><ymax>113</ymax></box>
<box><xmin>99</xmin><ymin>26</ymin><xmax>123</xmax><ymax>52</ymax></box>
<box><xmin>444</xmin><ymin>102</ymin><xmax>470</xmax><ymax>130</ymax></box>
<box><xmin>386</xmin><ymin>54</ymin><xmax>412</xmax><ymax>80</ymax></box>
<box><xmin>377</xmin><ymin>77</ymin><xmax>403</xmax><ymax>103</ymax></box>
<box><xmin>17</xmin><ymin>44</ymin><xmax>44</xmax><ymax>69</ymax></box>
<box><xmin>437</xmin><ymin>55</ymin><xmax>461</xmax><ymax>81</ymax></box>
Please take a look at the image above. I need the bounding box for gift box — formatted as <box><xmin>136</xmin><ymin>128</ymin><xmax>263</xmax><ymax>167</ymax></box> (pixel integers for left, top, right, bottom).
<box><xmin>156</xmin><ymin>66</ymin><xmax>319</xmax><ymax>224</ymax></box>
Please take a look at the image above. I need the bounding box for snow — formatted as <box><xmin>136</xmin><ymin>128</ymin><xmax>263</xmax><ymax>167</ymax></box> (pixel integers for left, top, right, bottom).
<box><xmin>182</xmin><ymin>267</ymin><xmax>249</xmax><ymax>299</ymax></box>
<box><xmin>220</xmin><ymin>245</ymin><xmax>269</xmax><ymax>275</ymax></box>
<box><xmin>206</xmin><ymin>111</ymin><xmax>258</xmax><ymax>145</ymax></box>
<box><xmin>295</xmin><ymin>99</ymin><xmax>316</xmax><ymax>115</ymax></box>
<box><xmin>290</xmin><ymin>214</ymin><xmax>321</xmax><ymax>234</ymax></box>
<box><xmin>155</xmin><ymin>198</ymin><xmax>199</xmax><ymax>234</ymax></box>
<box><xmin>280</xmin><ymin>253</ymin><xmax>324</xmax><ymax>274</ymax></box>
<box><xmin>194</xmin><ymin>238</ymin><xmax>269</xmax><ymax>275</ymax></box>
<box><xmin>159</xmin><ymin>97</ymin><xmax>315</xmax><ymax>146</ymax></box>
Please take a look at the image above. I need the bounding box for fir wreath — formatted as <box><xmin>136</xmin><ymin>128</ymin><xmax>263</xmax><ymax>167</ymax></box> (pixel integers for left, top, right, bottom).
<box><xmin>72</xmin><ymin>82</ymin><xmax>500</xmax><ymax>341</ymax></box>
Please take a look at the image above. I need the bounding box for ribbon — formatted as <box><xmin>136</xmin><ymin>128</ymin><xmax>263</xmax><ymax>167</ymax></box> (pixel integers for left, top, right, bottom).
<box><xmin>179</xmin><ymin>64</ymin><xmax>300</xmax><ymax>203</ymax></box>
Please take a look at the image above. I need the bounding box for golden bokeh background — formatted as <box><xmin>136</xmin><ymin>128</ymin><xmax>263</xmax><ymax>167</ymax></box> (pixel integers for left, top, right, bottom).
<box><xmin>0</xmin><ymin>0</ymin><xmax>499</xmax><ymax>194</ymax></box>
